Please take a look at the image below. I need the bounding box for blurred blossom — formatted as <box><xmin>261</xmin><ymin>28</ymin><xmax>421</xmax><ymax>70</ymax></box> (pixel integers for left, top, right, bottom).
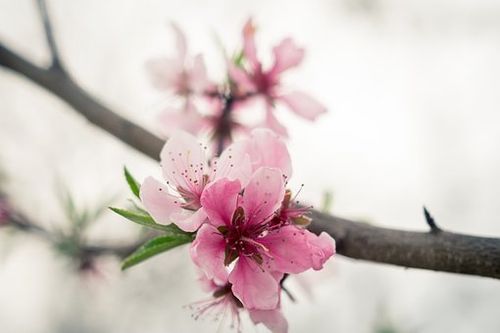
<box><xmin>147</xmin><ymin>18</ymin><xmax>327</xmax><ymax>145</ymax></box>
<box><xmin>229</xmin><ymin>18</ymin><xmax>327</xmax><ymax>137</ymax></box>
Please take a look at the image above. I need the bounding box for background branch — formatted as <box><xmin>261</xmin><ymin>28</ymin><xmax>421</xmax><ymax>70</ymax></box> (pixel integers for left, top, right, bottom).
<box><xmin>7</xmin><ymin>210</ymin><xmax>140</xmax><ymax>258</ymax></box>
<box><xmin>1</xmin><ymin>9</ymin><xmax>499</xmax><ymax>279</ymax></box>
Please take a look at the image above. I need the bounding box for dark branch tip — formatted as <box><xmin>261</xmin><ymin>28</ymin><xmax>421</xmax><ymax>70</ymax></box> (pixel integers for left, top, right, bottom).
<box><xmin>423</xmin><ymin>206</ymin><xmax>441</xmax><ymax>233</ymax></box>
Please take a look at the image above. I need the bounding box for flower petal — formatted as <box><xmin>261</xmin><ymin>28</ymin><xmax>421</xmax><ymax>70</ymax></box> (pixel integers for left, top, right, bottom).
<box><xmin>249</xmin><ymin>308</ymin><xmax>288</xmax><ymax>333</ymax></box>
<box><xmin>146</xmin><ymin>57</ymin><xmax>183</xmax><ymax>91</ymax></box>
<box><xmin>242</xmin><ymin>18</ymin><xmax>259</xmax><ymax>71</ymax></box>
<box><xmin>244</xmin><ymin>128</ymin><xmax>292</xmax><ymax>179</ymax></box>
<box><xmin>264</xmin><ymin>107</ymin><xmax>288</xmax><ymax>137</ymax></box>
<box><xmin>140</xmin><ymin>176</ymin><xmax>181</xmax><ymax>225</ymax></box>
<box><xmin>170</xmin><ymin>208</ymin><xmax>207</xmax><ymax>232</ymax></box>
<box><xmin>279</xmin><ymin>91</ymin><xmax>327</xmax><ymax>121</ymax></box>
<box><xmin>229</xmin><ymin>256</ymin><xmax>280</xmax><ymax>310</ymax></box>
<box><xmin>215</xmin><ymin>141</ymin><xmax>252</xmax><ymax>186</ymax></box>
<box><xmin>201</xmin><ymin>178</ymin><xmax>241</xmax><ymax>227</ymax></box>
<box><xmin>157</xmin><ymin>104</ymin><xmax>205</xmax><ymax>137</ymax></box>
<box><xmin>308</xmin><ymin>231</ymin><xmax>336</xmax><ymax>270</ymax></box>
<box><xmin>270</xmin><ymin>37</ymin><xmax>304</xmax><ymax>75</ymax></box>
<box><xmin>160</xmin><ymin>131</ymin><xmax>207</xmax><ymax>194</ymax></box>
<box><xmin>190</xmin><ymin>224</ymin><xmax>228</xmax><ymax>285</ymax></box>
<box><xmin>228</xmin><ymin>62</ymin><xmax>256</xmax><ymax>93</ymax></box>
<box><xmin>188</xmin><ymin>54</ymin><xmax>211</xmax><ymax>93</ymax></box>
<box><xmin>241</xmin><ymin>167</ymin><xmax>285</xmax><ymax>226</ymax></box>
<box><xmin>170</xmin><ymin>22</ymin><xmax>188</xmax><ymax>62</ymax></box>
<box><xmin>261</xmin><ymin>226</ymin><xmax>335</xmax><ymax>274</ymax></box>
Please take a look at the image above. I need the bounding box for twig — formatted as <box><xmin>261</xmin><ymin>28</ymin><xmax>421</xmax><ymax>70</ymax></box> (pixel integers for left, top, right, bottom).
<box><xmin>1</xmin><ymin>12</ymin><xmax>500</xmax><ymax>279</ymax></box>
<box><xmin>36</xmin><ymin>0</ymin><xmax>64</xmax><ymax>71</ymax></box>
<box><xmin>7</xmin><ymin>210</ymin><xmax>139</xmax><ymax>258</ymax></box>
<box><xmin>423</xmin><ymin>206</ymin><xmax>441</xmax><ymax>233</ymax></box>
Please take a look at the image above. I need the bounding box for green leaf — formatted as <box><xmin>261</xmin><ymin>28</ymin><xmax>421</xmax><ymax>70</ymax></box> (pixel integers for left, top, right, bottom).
<box><xmin>124</xmin><ymin>166</ymin><xmax>140</xmax><ymax>199</ymax></box>
<box><xmin>109</xmin><ymin>207</ymin><xmax>187</xmax><ymax>234</ymax></box>
<box><xmin>122</xmin><ymin>234</ymin><xmax>192</xmax><ymax>270</ymax></box>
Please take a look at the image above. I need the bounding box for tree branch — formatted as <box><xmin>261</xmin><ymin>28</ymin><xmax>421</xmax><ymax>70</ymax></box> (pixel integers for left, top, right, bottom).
<box><xmin>0</xmin><ymin>43</ymin><xmax>164</xmax><ymax>159</ymax></box>
<box><xmin>1</xmin><ymin>28</ymin><xmax>500</xmax><ymax>279</ymax></box>
<box><xmin>7</xmin><ymin>210</ymin><xmax>139</xmax><ymax>258</ymax></box>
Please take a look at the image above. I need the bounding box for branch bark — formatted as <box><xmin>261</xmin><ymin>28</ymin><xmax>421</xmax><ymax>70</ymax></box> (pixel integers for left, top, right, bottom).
<box><xmin>1</xmin><ymin>19</ymin><xmax>500</xmax><ymax>279</ymax></box>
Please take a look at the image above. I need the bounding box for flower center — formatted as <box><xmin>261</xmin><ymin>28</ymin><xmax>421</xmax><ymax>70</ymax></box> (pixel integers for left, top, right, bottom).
<box><xmin>219</xmin><ymin>207</ymin><xmax>268</xmax><ymax>266</ymax></box>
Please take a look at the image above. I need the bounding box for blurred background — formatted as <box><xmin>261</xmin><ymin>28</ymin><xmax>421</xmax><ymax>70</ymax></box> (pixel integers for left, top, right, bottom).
<box><xmin>1</xmin><ymin>0</ymin><xmax>500</xmax><ymax>332</ymax></box>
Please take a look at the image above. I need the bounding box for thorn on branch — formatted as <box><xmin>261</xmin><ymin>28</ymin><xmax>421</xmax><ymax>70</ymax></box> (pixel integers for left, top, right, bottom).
<box><xmin>36</xmin><ymin>0</ymin><xmax>64</xmax><ymax>72</ymax></box>
<box><xmin>423</xmin><ymin>206</ymin><xmax>441</xmax><ymax>233</ymax></box>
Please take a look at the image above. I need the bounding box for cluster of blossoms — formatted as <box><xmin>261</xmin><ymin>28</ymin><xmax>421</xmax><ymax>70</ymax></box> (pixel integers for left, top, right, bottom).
<box><xmin>148</xmin><ymin>18</ymin><xmax>326</xmax><ymax>151</ymax></box>
<box><xmin>139</xmin><ymin>129</ymin><xmax>335</xmax><ymax>332</ymax></box>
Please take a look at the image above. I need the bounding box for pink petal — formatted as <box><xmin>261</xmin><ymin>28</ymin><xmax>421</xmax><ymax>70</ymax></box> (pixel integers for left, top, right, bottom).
<box><xmin>140</xmin><ymin>176</ymin><xmax>181</xmax><ymax>225</ymax></box>
<box><xmin>240</xmin><ymin>168</ymin><xmax>285</xmax><ymax>226</ymax></box>
<box><xmin>170</xmin><ymin>22</ymin><xmax>188</xmax><ymax>62</ymax></box>
<box><xmin>160</xmin><ymin>131</ymin><xmax>207</xmax><ymax>194</ymax></box>
<box><xmin>279</xmin><ymin>91</ymin><xmax>327</xmax><ymax>121</ymax></box>
<box><xmin>157</xmin><ymin>104</ymin><xmax>205</xmax><ymax>137</ymax></box>
<box><xmin>244</xmin><ymin>128</ymin><xmax>292</xmax><ymax>179</ymax></box>
<box><xmin>170</xmin><ymin>208</ymin><xmax>207</xmax><ymax>232</ymax></box>
<box><xmin>261</xmin><ymin>227</ymin><xmax>336</xmax><ymax>273</ymax></box>
<box><xmin>260</xmin><ymin>226</ymin><xmax>315</xmax><ymax>274</ymax></box>
<box><xmin>190</xmin><ymin>224</ymin><xmax>228</xmax><ymax>284</ymax></box>
<box><xmin>264</xmin><ymin>107</ymin><xmax>289</xmax><ymax>137</ymax></box>
<box><xmin>146</xmin><ymin>58</ymin><xmax>183</xmax><ymax>91</ymax></box>
<box><xmin>308</xmin><ymin>232</ymin><xmax>336</xmax><ymax>270</ymax></box>
<box><xmin>228</xmin><ymin>62</ymin><xmax>256</xmax><ymax>93</ymax></box>
<box><xmin>188</xmin><ymin>54</ymin><xmax>211</xmax><ymax>93</ymax></box>
<box><xmin>270</xmin><ymin>37</ymin><xmax>305</xmax><ymax>76</ymax></box>
<box><xmin>229</xmin><ymin>256</ymin><xmax>280</xmax><ymax>310</ymax></box>
<box><xmin>242</xmin><ymin>18</ymin><xmax>259</xmax><ymax>71</ymax></box>
<box><xmin>196</xmin><ymin>269</ymin><xmax>221</xmax><ymax>293</ymax></box>
<box><xmin>215</xmin><ymin>141</ymin><xmax>252</xmax><ymax>186</ymax></box>
<box><xmin>200</xmin><ymin>178</ymin><xmax>241</xmax><ymax>227</ymax></box>
<box><xmin>249</xmin><ymin>308</ymin><xmax>288</xmax><ymax>333</ymax></box>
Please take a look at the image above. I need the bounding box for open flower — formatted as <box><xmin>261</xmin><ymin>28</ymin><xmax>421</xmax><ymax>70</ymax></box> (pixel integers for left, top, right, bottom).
<box><xmin>190</xmin><ymin>168</ymin><xmax>335</xmax><ymax>310</ymax></box>
<box><xmin>140</xmin><ymin>128</ymin><xmax>291</xmax><ymax>232</ymax></box>
<box><xmin>229</xmin><ymin>19</ymin><xmax>327</xmax><ymax>137</ymax></box>
<box><xmin>190</xmin><ymin>272</ymin><xmax>288</xmax><ymax>333</ymax></box>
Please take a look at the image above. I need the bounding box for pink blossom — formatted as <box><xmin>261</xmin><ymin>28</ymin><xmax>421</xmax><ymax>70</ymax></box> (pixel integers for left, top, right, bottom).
<box><xmin>190</xmin><ymin>272</ymin><xmax>288</xmax><ymax>333</ymax></box>
<box><xmin>147</xmin><ymin>23</ymin><xmax>213</xmax><ymax>97</ymax></box>
<box><xmin>229</xmin><ymin>19</ymin><xmax>327</xmax><ymax>136</ymax></box>
<box><xmin>147</xmin><ymin>23</ymin><xmax>214</xmax><ymax>135</ymax></box>
<box><xmin>140</xmin><ymin>128</ymin><xmax>291</xmax><ymax>232</ymax></box>
<box><xmin>190</xmin><ymin>168</ymin><xmax>335</xmax><ymax>310</ymax></box>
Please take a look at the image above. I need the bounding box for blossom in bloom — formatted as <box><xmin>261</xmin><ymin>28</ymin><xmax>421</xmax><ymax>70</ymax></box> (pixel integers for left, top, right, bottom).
<box><xmin>189</xmin><ymin>272</ymin><xmax>288</xmax><ymax>333</ymax></box>
<box><xmin>140</xmin><ymin>128</ymin><xmax>291</xmax><ymax>232</ymax></box>
<box><xmin>190</xmin><ymin>167</ymin><xmax>335</xmax><ymax>310</ymax></box>
<box><xmin>147</xmin><ymin>23</ymin><xmax>215</xmax><ymax>136</ymax></box>
<box><xmin>229</xmin><ymin>18</ymin><xmax>327</xmax><ymax>136</ymax></box>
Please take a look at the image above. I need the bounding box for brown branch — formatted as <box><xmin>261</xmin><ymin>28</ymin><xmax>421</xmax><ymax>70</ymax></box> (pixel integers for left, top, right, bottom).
<box><xmin>1</xmin><ymin>21</ymin><xmax>500</xmax><ymax>279</ymax></box>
